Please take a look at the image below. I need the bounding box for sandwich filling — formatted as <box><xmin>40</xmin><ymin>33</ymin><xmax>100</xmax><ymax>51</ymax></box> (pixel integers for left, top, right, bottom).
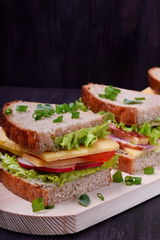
<box><xmin>0</xmin><ymin>127</ymin><xmax>119</xmax><ymax>186</ymax></box>
<box><xmin>99</xmin><ymin>111</ymin><xmax>160</xmax><ymax>161</ymax></box>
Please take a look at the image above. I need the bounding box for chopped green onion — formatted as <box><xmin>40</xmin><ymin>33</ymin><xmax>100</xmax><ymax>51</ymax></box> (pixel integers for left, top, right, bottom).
<box><xmin>43</xmin><ymin>109</ymin><xmax>55</xmax><ymax>117</ymax></box>
<box><xmin>98</xmin><ymin>94</ymin><xmax>107</xmax><ymax>99</ymax></box>
<box><xmin>32</xmin><ymin>110</ymin><xmax>43</xmax><ymax>120</ymax></box>
<box><xmin>32</xmin><ymin>198</ymin><xmax>55</xmax><ymax>212</ymax></box>
<box><xmin>16</xmin><ymin>105</ymin><xmax>28</xmax><ymax>112</ymax></box>
<box><xmin>32</xmin><ymin>198</ymin><xmax>45</xmax><ymax>212</ymax></box>
<box><xmin>99</xmin><ymin>86</ymin><xmax>121</xmax><ymax>101</ymax></box>
<box><xmin>125</xmin><ymin>176</ymin><xmax>142</xmax><ymax>186</ymax></box>
<box><xmin>125</xmin><ymin>176</ymin><xmax>134</xmax><ymax>185</ymax></box>
<box><xmin>71</xmin><ymin>111</ymin><xmax>80</xmax><ymax>119</ymax></box>
<box><xmin>45</xmin><ymin>205</ymin><xmax>55</xmax><ymax>209</ymax></box>
<box><xmin>123</xmin><ymin>99</ymin><xmax>143</xmax><ymax>105</ymax></box>
<box><xmin>144</xmin><ymin>167</ymin><xmax>154</xmax><ymax>175</ymax></box>
<box><xmin>97</xmin><ymin>193</ymin><xmax>104</xmax><ymax>201</ymax></box>
<box><xmin>56</xmin><ymin>104</ymin><xmax>65</xmax><ymax>114</ymax></box>
<box><xmin>36</xmin><ymin>104</ymin><xmax>44</xmax><ymax>110</ymax></box>
<box><xmin>75</xmin><ymin>98</ymin><xmax>88</xmax><ymax>112</ymax></box>
<box><xmin>112</xmin><ymin>170</ymin><xmax>123</xmax><ymax>183</ymax></box>
<box><xmin>5</xmin><ymin>108</ymin><xmax>12</xmax><ymax>115</ymax></box>
<box><xmin>53</xmin><ymin>115</ymin><xmax>63</xmax><ymax>123</ymax></box>
<box><xmin>44</xmin><ymin>103</ymin><xmax>54</xmax><ymax>110</ymax></box>
<box><xmin>78</xmin><ymin>194</ymin><xmax>90</xmax><ymax>207</ymax></box>
<box><xmin>135</xmin><ymin>97</ymin><xmax>146</xmax><ymax>101</ymax></box>
<box><xmin>133</xmin><ymin>177</ymin><xmax>142</xmax><ymax>185</ymax></box>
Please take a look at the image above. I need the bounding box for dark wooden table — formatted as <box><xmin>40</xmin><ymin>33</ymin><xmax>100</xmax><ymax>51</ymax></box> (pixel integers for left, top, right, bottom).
<box><xmin>0</xmin><ymin>86</ymin><xmax>160</xmax><ymax>240</ymax></box>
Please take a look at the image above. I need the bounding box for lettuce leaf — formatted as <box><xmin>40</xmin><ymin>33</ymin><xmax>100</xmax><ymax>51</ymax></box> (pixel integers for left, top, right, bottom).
<box><xmin>0</xmin><ymin>152</ymin><xmax>119</xmax><ymax>187</ymax></box>
<box><xmin>115</xmin><ymin>121</ymin><xmax>160</xmax><ymax>145</ymax></box>
<box><xmin>97</xmin><ymin>110</ymin><xmax>160</xmax><ymax>145</ymax></box>
<box><xmin>55</xmin><ymin>123</ymin><xmax>110</xmax><ymax>150</ymax></box>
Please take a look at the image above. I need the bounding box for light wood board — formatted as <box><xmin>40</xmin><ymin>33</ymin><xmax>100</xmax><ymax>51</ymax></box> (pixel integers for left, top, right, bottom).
<box><xmin>1</xmin><ymin>168</ymin><xmax>160</xmax><ymax>235</ymax></box>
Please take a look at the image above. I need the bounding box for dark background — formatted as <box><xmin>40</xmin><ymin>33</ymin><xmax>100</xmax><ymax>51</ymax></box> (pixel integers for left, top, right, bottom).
<box><xmin>1</xmin><ymin>0</ymin><xmax>160</xmax><ymax>90</ymax></box>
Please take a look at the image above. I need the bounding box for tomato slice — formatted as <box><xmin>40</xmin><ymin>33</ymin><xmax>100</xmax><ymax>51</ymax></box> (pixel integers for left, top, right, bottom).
<box><xmin>81</xmin><ymin>151</ymin><xmax>115</xmax><ymax>162</ymax></box>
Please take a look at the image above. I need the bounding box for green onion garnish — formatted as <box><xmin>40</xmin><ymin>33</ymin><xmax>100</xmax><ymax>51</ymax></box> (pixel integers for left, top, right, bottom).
<box><xmin>99</xmin><ymin>86</ymin><xmax>121</xmax><ymax>101</ymax></box>
<box><xmin>112</xmin><ymin>170</ymin><xmax>123</xmax><ymax>183</ymax></box>
<box><xmin>133</xmin><ymin>177</ymin><xmax>142</xmax><ymax>185</ymax></box>
<box><xmin>78</xmin><ymin>194</ymin><xmax>90</xmax><ymax>207</ymax></box>
<box><xmin>5</xmin><ymin>108</ymin><xmax>12</xmax><ymax>115</ymax></box>
<box><xmin>135</xmin><ymin>97</ymin><xmax>146</xmax><ymax>101</ymax></box>
<box><xmin>43</xmin><ymin>109</ymin><xmax>55</xmax><ymax>117</ymax></box>
<box><xmin>32</xmin><ymin>110</ymin><xmax>44</xmax><ymax>120</ymax></box>
<box><xmin>32</xmin><ymin>198</ymin><xmax>45</xmax><ymax>212</ymax></box>
<box><xmin>32</xmin><ymin>104</ymin><xmax>55</xmax><ymax>120</ymax></box>
<box><xmin>53</xmin><ymin>115</ymin><xmax>63</xmax><ymax>123</ymax></box>
<box><xmin>97</xmin><ymin>193</ymin><xmax>104</xmax><ymax>201</ymax></box>
<box><xmin>123</xmin><ymin>99</ymin><xmax>143</xmax><ymax>105</ymax></box>
<box><xmin>16</xmin><ymin>105</ymin><xmax>28</xmax><ymax>112</ymax></box>
<box><xmin>32</xmin><ymin>198</ymin><xmax>54</xmax><ymax>212</ymax></box>
<box><xmin>56</xmin><ymin>104</ymin><xmax>65</xmax><ymax>114</ymax></box>
<box><xmin>125</xmin><ymin>176</ymin><xmax>142</xmax><ymax>186</ymax></box>
<box><xmin>144</xmin><ymin>167</ymin><xmax>154</xmax><ymax>175</ymax></box>
<box><xmin>45</xmin><ymin>205</ymin><xmax>55</xmax><ymax>209</ymax></box>
<box><xmin>71</xmin><ymin>111</ymin><xmax>80</xmax><ymax>119</ymax></box>
<box><xmin>36</xmin><ymin>104</ymin><xmax>44</xmax><ymax>110</ymax></box>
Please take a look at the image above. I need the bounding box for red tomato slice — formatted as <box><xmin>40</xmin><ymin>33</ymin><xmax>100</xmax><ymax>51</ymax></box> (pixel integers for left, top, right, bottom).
<box><xmin>81</xmin><ymin>151</ymin><xmax>115</xmax><ymax>162</ymax></box>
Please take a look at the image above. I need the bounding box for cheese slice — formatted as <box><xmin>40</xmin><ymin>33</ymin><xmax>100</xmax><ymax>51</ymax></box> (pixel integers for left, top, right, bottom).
<box><xmin>123</xmin><ymin>147</ymin><xmax>143</xmax><ymax>159</ymax></box>
<box><xmin>22</xmin><ymin>153</ymin><xmax>94</xmax><ymax>167</ymax></box>
<box><xmin>0</xmin><ymin>127</ymin><xmax>119</xmax><ymax>163</ymax></box>
<box><xmin>28</xmin><ymin>137</ymin><xmax>119</xmax><ymax>162</ymax></box>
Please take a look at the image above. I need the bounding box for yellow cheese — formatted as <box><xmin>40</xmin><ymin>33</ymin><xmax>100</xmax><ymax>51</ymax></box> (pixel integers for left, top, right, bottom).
<box><xmin>29</xmin><ymin>137</ymin><xmax>119</xmax><ymax>162</ymax></box>
<box><xmin>22</xmin><ymin>153</ymin><xmax>93</xmax><ymax>167</ymax></box>
<box><xmin>123</xmin><ymin>147</ymin><xmax>143</xmax><ymax>159</ymax></box>
<box><xmin>0</xmin><ymin>127</ymin><xmax>119</xmax><ymax>162</ymax></box>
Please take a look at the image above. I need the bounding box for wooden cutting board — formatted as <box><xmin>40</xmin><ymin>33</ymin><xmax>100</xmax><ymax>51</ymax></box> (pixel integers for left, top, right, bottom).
<box><xmin>1</xmin><ymin>168</ymin><xmax>160</xmax><ymax>235</ymax></box>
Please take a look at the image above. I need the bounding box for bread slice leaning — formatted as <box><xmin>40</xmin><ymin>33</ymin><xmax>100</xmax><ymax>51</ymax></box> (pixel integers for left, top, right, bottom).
<box><xmin>1</xmin><ymin>101</ymin><xmax>104</xmax><ymax>153</ymax></box>
<box><xmin>148</xmin><ymin>67</ymin><xmax>160</xmax><ymax>94</ymax></box>
<box><xmin>82</xmin><ymin>83</ymin><xmax>160</xmax><ymax>125</ymax></box>
<box><xmin>0</xmin><ymin>166</ymin><xmax>111</xmax><ymax>206</ymax></box>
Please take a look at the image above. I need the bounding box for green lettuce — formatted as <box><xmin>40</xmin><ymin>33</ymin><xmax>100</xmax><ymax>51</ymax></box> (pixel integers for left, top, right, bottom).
<box><xmin>97</xmin><ymin>111</ymin><xmax>160</xmax><ymax>145</ymax></box>
<box><xmin>0</xmin><ymin>153</ymin><xmax>119</xmax><ymax>187</ymax></box>
<box><xmin>55</xmin><ymin>123</ymin><xmax>110</xmax><ymax>150</ymax></box>
<box><xmin>115</xmin><ymin>121</ymin><xmax>160</xmax><ymax>145</ymax></box>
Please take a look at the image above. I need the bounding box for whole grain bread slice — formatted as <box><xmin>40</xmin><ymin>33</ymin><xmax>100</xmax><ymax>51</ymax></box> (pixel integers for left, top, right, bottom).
<box><xmin>0</xmin><ymin>167</ymin><xmax>111</xmax><ymax>206</ymax></box>
<box><xmin>1</xmin><ymin>101</ymin><xmax>104</xmax><ymax>153</ymax></box>
<box><xmin>117</xmin><ymin>149</ymin><xmax>160</xmax><ymax>174</ymax></box>
<box><xmin>82</xmin><ymin>83</ymin><xmax>160</xmax><ymax>125</ymax></box>
<box><xmin>148</xmin><ymin>67</ymin><xmax>160</xmax><ymax>94</ymax></box>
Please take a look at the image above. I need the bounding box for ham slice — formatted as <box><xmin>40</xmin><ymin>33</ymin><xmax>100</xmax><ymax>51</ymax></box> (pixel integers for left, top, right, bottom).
<box><xmin>108</xmin><ymin>124</ymin><xmax>149</xmax><ymax>145</ymax></box>
<box><xmin>109</xmin><ymin>134</ymin><xmax>154</xmax><ymax>151</ymax></box>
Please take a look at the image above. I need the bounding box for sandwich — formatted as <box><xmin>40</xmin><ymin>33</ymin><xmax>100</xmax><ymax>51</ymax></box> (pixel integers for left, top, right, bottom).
<box><xmin>82</xmin><ymin>83</ymin><xmax>160</xmax><ymax>174</ymax></box>
<box><xmin>0</xmin><ymin>100</ymin><xmax>119</xmax><ymax>206</ymax></box>
<box><xmin>148</xmin><ymin>67</ymin><xmax>160</xmax><ymax>94</ymax></box>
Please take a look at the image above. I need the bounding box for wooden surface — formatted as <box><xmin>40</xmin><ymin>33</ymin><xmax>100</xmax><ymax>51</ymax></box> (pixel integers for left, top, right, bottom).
<box><xmin>1</xmin><ymin>168</ymin><xmax>160</xmax><ymax>235</ymax></box>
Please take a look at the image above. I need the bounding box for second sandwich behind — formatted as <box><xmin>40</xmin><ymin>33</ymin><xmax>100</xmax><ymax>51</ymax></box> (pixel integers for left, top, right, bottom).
<box><xmin>82</xmin><ymin>83</ymin><xmax>160</xmax><ymax>174</ymax></box>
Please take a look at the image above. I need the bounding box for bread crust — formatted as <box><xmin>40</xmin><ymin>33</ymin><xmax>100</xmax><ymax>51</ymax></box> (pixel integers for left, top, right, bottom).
<box><xmin>1</xmin><ymin>101</ymin><xmax>41</xmax><ymax>153</ymax></box>
<box><xmin>148</xmin><ymin>67</ymin><xmax>160</xmax><ymax>94</ymax></box>
<box><xmin>82</xmin><ymin>84</ymin><xmax>138</xmax><ymax>125</ymax></box>
<box><xmin>118</xmin><ymin>155</ymin><xmax>133</xmax><ymax>174</ymax></box>
<box><xmin>0</xmin><ymin>168</ymin><xmax>49</xmax><ymax>205</ymax></box>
